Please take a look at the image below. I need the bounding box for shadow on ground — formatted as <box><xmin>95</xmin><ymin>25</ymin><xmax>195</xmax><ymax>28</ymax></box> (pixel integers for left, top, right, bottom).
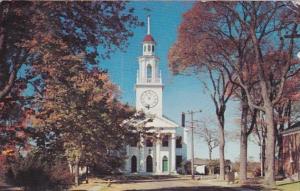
<box><xmin>97</xmin><ymin>175</ymin><xmax>186</xmax><ymax>184</ymax></box>
<box><xmin>124</xmin><ymin>185</ymin><xmax>266</xmax><ymax>191</ymax></box>
<box><xmin>0</xmin><ymin>185</ymin><xmax>23</xmax><ymax>191</ymax></box>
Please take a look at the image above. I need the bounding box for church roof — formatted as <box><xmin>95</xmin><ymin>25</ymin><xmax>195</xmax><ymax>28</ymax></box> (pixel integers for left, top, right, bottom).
<box><xmin>143</xmin><ymin>34</ymin><xmax>155</xmax><ymax>43</ymax></box>
<box><xmin>143</xmin><ymin>115</ymin><xmax>178</xmax><ymax>128</ymax></box>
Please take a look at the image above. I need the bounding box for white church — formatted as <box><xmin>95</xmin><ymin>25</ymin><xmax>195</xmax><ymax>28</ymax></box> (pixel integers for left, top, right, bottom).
<box><xmin>124</xmin><ymin>17</ymin><xmax>188</xmax><ymax>175</ymax></box>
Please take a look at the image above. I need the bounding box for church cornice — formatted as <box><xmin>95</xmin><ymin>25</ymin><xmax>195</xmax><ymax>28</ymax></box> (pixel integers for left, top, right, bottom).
<box><xmin>135</xmin><ymin>83</ymin><xmax>164</xmax><ymax>88</ymax></box>
<box><xmin>138</xmin><ymin>55</ymin><xmax>160</xmax><ymax>61</ymax></box>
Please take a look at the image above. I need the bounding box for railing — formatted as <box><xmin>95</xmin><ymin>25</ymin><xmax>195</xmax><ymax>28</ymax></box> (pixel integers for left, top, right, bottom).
<box><xmin>137</xmin><ymin>78</ymin><xmax>161</xmax><ymax>84</ymax></box>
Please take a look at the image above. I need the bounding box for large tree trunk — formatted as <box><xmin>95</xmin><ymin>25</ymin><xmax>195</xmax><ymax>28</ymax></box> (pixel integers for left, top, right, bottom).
<box><xmin>265</xmin><ymin>105</ymin><xmax>276</xmax><ymax>186</ymax></box>
<box><xmin>218</xmin><ymin>118</ymin><xmax>225</xmax><ymax>180</ymax></box>
<box><xmin>240</xmin><ymin>100</ymin><xmax>248</xmax><ymax>184</ymax></box>
<box><xmin>209</xmin><ymin>148</ymin><xmax>212</xmax><ymax>161</ymax></box>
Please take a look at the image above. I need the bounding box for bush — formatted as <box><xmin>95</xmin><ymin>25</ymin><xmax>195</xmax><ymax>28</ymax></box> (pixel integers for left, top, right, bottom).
<box><xmin>5</xmin><ymin>152</ymin><xmax>73</xmax><ymax>191</ymax></box>
<box><xmin>252</xmin><ymin>167</ymin><xmax>261</xmax><ymax>177</ymax></box>
<box><xmin>91</xmin><ymin>156</ymin><xmax>124</xmax><ymax>176</ymax></box>
<box><xmin>176</xmin><ymin>167</ymin><xmax>185</xmax><ymax>175</ymax></box>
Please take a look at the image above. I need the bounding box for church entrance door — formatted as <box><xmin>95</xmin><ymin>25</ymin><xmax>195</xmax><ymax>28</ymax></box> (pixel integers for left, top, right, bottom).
<box><xmin>146</xmin><ymin>155</ymin><xmax>153</xmax><ymax>172</ymax></box>
<box><xmin>131</xmin><ymin>156</ymin><xmax>137</xmax><ymax>173</ymax></box>
<box><xmin>162</xmin><ymin>156</ymin><xmax>168</xmax><ymax>172</ymax></box>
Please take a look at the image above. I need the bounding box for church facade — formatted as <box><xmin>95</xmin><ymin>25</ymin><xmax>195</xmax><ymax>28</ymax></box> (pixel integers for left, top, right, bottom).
<box><xmin>124</xmin><ymin>17</ymin><xmax>188</xmax><ymax>175</ymax></box>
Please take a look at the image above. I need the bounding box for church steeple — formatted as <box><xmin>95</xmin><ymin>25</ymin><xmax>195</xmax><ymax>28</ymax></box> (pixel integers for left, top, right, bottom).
<box><xmin>136</xmin><ymin>16</ymin><xmax>163</xmax><ymax>116</ymax></box>
<box><xmin>143</xmin><ymin>16</ymin><xmax>155</xmax><ymax>56</ymax></box>
<box><xmin>137</xmin><ymin>16</ymin><xmax>161</xmax><ymax>85</ymax></box>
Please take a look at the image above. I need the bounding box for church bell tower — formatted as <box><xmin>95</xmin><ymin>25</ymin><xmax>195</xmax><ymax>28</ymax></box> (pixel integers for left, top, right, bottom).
<box><xmin>136</xmin><ymin>16</ymin><xmax>163</xmax><ymax>117</ymax></box>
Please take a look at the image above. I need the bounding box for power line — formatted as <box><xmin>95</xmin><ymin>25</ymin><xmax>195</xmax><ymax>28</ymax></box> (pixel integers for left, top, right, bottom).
<box><xmin>182</xmin><ymin>110</ymin><xmax>202</xmax><ymax>180</ymax></box>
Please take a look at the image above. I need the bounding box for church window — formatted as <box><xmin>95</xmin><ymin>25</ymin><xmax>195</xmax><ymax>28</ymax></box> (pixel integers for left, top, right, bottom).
<box><xmin>152</xmin><ymin>45</ymin><xmax>154</xmax><ymax>52</ymax></box>
<box><xmin>176</xmin><ymin>136</ymin><xmax>182</xmax><ymax>148</ymax></box>
<box><xmin>147</xmin><ymin>64</ymin><xmax>152</xmax><ymax>80</ymax></box>
<box><xmin>162</xmin><ymin>135</ymin><xmax>169</xmax><ymax>147</ymax></box>
<box><xmin>146</xmin><ymin>155</ymin><xmax>153</xmax><ymax>172</ymax></box>
<box><xmin>148</xmin><ymin>44</ymin><xmax>151</xmax><ymax>52</ymax></box>
<box><xmin>144</xmin><ymin>45</ymin><xmax>146</xmax><ymax>52</ymax></box>
<box><xmin>162</xmin><ymin>156</ymin><xmax>168</xmax><ymax>172</ymax></box>
<box><xmin>130</xmin><ymin>137</ymin><xmax>138</xmax><ymax>147</ymax></box>
<box><xmin>131</xmin><ymin>156</ymin><xmax>137</xmax><ymax>173</ymax></box>
<box><xmin>146</xmin><ymin>139</ymin><xmax>153</xmax><ymax>147</ymax></box>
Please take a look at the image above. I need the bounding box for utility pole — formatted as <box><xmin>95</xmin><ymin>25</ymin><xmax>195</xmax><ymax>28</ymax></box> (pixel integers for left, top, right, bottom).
<box><xmin>182</xmin><ymin>110</ymin><xmax>201</xmax><ymax>180</ymax></box>
<box><xmin>190</xmin><ymin>111</ymin><xmax>195</xmax><ymax>180</ymax></box>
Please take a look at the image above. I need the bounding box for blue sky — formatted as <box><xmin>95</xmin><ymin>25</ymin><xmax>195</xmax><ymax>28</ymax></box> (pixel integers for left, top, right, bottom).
<box><xmin>100</xmin><ymin>2</ymin><xmax>260</xmax><ymax>162</ymax></box>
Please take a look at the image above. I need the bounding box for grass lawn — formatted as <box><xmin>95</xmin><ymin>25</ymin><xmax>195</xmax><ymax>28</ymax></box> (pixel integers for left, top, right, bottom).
<box><xmin>276</xmin><ymin>181</ymin><xmax>300</xmax><ymax>191</ymax></box>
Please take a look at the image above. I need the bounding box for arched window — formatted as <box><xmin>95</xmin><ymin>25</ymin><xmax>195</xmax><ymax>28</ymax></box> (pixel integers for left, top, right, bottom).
<box><xmin>131</xmin><ymin>155</ymin><xmax>137</xmax><ymax>173</ymax></box>
<box><xmin>162</xmin><ymin>135</ymin><xmax>169</xmax><ymax>147</ymax></box>
<box><xmin>152</xmin><ymin>45</ymin><xmax>154</xmax><ymax>52</ymax></box>
<box><xmin>147</xmin><ymin>64</ymin><xmax>152</xmax><ymax>80</ymax></box>
<box><xmin>148</xmin><ymin>44</ymin><xmax>151</xmax><ymax>52</ymax></box>
<box><xmin>146</xmin><ymin>155</ymin><xmax>153</xmax><ymax>172</ymax></box>
<box><xmin>144</xmin><ymin>45</ymin><xmax>146</xmax><ymax>52</ymax></box>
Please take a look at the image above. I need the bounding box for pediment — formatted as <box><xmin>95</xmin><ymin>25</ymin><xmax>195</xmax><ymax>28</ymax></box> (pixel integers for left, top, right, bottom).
<box><xmin>136</xmin><ymin>114</ymin><xmax>178</xmax><ymax>128</ymax></box>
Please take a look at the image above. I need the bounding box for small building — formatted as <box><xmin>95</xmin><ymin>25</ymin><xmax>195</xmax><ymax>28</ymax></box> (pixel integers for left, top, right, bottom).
<box><xmin>184</xmin><ymin>158</ymin><xmax>231</xmax><ymax>175</ymax></box>
<box><xmin>281</xmin><ymin>122</ymin><xmax>300</xmax><ymax>180</ymax></box>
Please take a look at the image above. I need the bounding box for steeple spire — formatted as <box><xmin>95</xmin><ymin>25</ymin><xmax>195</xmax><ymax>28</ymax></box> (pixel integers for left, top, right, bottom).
<box><xmin>147</xmin><ymin>15</ymin><xmax>150</xmax><ymax>35</ymax></box>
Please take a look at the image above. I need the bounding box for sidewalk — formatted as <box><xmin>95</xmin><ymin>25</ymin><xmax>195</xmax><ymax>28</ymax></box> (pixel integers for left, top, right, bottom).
<box><xmin>69</xmin><ymin>179</ymin><xmax>107</xmax><ymax>191</ymax></box>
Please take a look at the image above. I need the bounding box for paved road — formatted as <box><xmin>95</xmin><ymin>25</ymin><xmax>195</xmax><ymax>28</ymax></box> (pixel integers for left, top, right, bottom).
<box><xmin>104</xmin><ymin>177</ymin><xmax>259</xmax><ymax>191</ymax></box>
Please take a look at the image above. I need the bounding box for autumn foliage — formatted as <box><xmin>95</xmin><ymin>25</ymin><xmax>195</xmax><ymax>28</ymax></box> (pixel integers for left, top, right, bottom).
<box><xmin>0</xmin><ymin>1</ymin><xmax>143</xmax><ymax>188</ymax></box>
<box><xmin>169</xmin><ymin>1</ymin><xmax>300</xmax><ymax>186</ymax></box>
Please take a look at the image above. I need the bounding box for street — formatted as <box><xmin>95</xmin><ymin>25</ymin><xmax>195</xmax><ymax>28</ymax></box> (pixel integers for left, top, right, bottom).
<box><xmin>74</xmin><ymin>176</ymin><xmax>261</xmax><ymax>191</ymax></box>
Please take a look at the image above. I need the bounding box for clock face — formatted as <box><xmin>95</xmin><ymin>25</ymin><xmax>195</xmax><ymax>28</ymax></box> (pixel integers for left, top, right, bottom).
<box><xmin>141</xmin><ymin>90</ymin><xmax>158</xmax><ymax>109</ymax></box>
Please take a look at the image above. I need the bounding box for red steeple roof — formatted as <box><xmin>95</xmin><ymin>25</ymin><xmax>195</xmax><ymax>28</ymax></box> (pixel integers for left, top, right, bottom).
<box><xmin>143</xmin><ymin>16</ymin><xmax>155</xmax><ymax>43</ymax></box>
<box><xmin>143</xmin><ymin>34</ymin><xmax>155</xmax><ymax>43</ymax></box>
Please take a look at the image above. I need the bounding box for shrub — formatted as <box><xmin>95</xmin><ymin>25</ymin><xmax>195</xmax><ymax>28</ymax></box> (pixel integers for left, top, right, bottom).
<box><xmin>252</xmin><ymin>167</ymin><xmax>261</xmax><ymax>177</ymax></box>
<box><xmin>5</xmin><ymin>152</ymin><xmax>73</xmax><ymax>191</ymax></box>
<box><xmin>176</xmin><ymin>167</ymin><xmax>185</xmax><ymax>175</ymax></box>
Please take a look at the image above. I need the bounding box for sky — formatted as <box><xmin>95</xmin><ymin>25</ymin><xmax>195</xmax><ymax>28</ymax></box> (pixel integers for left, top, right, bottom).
<box><xmin>99</xmin><ymin>2</ymin><xmax>260</xmax><ymax>162</ymax></box>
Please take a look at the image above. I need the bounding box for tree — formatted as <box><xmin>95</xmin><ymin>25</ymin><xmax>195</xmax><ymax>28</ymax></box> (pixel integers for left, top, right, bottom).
<box><xmin>0</xmin><ymin>1</ymin><xmax>142</xmax><ymax>150</ymax></box>
<box><xmin>168</xmin><ymin>3</ymin><xmax>235</xmax><ymax>180</ymax></box>
<box><xmin>204</xmin><ymin>69</ymin><xmax>234</xmax><ymax>180</ymax></box>
<box><xmin>0</xmin><ymin>101</ymin><xmax>32</xmax><ymax>152</ymax></box>
<box><xmin>33</xmin><ymin>64</ymin><xmax>142</xmax><ymax>185</ymax></box>
<box><xmin>251</xmin><ymin>111</ymin><xmax>267</xmax><ymax>177</ymax></box>
<box><xmin>197</xmin><ymin>120</ymin><xmax>219</xmax><ymax>161</ymax></box>
<box><xmin>169</xmin><ymin>2</ymin><xmax>299</xmax><ymax>185</ymax></box>
<box><xmin>235</xmin><ymin>88</ymin><xmax>258</xmax><ymax>183</ymax></box>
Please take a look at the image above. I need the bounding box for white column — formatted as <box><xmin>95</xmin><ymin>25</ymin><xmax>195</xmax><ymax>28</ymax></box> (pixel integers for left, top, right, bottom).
<box><xmin>156</xmin><ymin>134</ymin><xmax>161</xmax><ymax>174</ymax></box>
<box><xmin>140</xmin><ymin>137</ymin><xmax>145</xmax><ymax>172</ymax></box>
<box><xmin>171</xmin><ymin>133</ymin><xmax>176</xmax><ymax>173</ymax></box>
